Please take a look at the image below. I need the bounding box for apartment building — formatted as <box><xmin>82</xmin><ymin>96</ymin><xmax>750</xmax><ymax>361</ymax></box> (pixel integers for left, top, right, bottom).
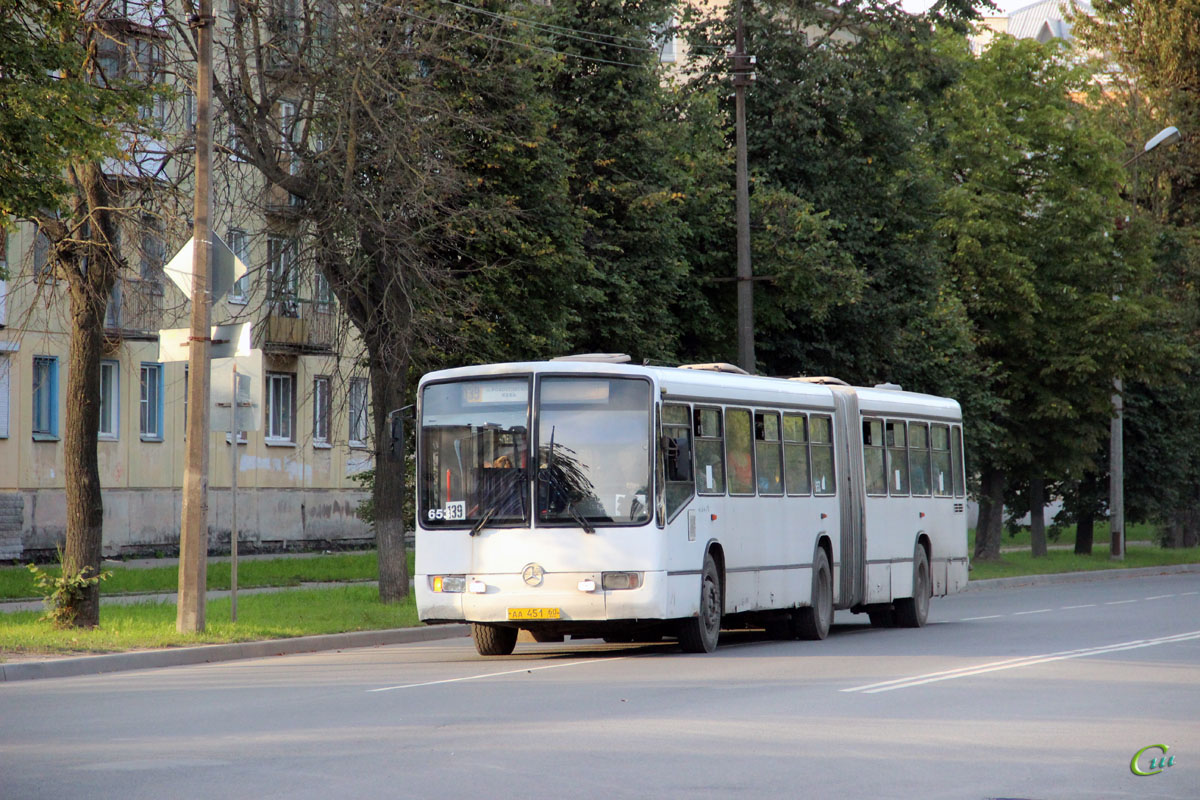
<box><xmin>0</xmin><ymin>1</ymin><xmax>373</xmax><ymax>561</ymax></box>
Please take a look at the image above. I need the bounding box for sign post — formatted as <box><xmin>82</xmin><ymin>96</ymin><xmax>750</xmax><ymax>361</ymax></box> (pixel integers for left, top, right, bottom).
<box><xmin>159</xmin><ymin>322</ymin><xmax>259</xmax><ymax>624</ymax></box>
<box><xmin>212</xmin><ymin>349</ymin><xmax>262</xmax><ymax>621</ymax></box>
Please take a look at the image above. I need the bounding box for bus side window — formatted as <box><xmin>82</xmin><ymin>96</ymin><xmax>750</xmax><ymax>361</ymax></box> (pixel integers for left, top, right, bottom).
<box><xmin>886</xmin><ymin>420</ymin><xmax>910</xmax><ymax>495</ymax></box>
<box><xmin>910</xmin><ymin>422</ymin><xmax>931</xmax><ymax>496</ymax></box>
<box><xmin>863</xmin><ymin>419</ymin><xmax>887</xmax><ymax>496</ymax></box>
<box><xmin>951</xmin><ymin>425</ymin><xmax>965</xmax><ymax>497</ymax></box>
<box><xmin>755</xmin><ymin>411</ymin><xmax>782</xmax><ymax>496</ymax></box>
<box><xmin>663</xmin><ymin>403</ymin><xmax>694</xmax><ymax>519</ymax></box>
<box><xmin>726</xmin><ymin>408</ymin><xmax>755</xmax><ymax>495</ymax></box>
<box><xmin>931</xmin><ymin>424</ymin><xmax>952</xmax><ymax>496</ymax></box>
<box><xmin>810</xmin><ymin>415</ymin><xmax>836</xmax><ymax>496</ymax></box>
<box><xmin>693</xmin><ymin>407</ymin><xmax>726</xmax><ymax>495</ymax></box>
<box><xmin>783</xmin><ymin>413</ymin><xmax>811</xmax><ymax>495</ymax></box>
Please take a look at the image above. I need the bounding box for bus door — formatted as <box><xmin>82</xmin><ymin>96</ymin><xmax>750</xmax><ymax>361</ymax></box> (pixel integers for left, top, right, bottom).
<box><xmin>829</xmin><ymin>386</ymin><xmax>866</xmax><ymax>608</ymax></box>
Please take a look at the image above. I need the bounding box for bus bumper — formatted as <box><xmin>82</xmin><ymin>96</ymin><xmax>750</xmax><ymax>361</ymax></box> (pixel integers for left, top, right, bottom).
<box><xmin>417</xmin><ymin>570</ymin><xmax>670</xmax><ymax>624</ymax></box>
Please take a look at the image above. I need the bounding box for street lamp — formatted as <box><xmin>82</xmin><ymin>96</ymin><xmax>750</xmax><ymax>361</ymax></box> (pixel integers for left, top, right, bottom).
<box><xmin>1111</xmin><ymin>125</ymin><xmax>1182</xmax><ymax>561</ymax></box>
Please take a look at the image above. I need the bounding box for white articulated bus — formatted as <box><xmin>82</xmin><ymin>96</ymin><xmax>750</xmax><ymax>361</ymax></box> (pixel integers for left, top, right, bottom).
<box><xmin>415</xmin><ymin>356</ymin><xmax>969</xmax><ymax>655</ymax></box>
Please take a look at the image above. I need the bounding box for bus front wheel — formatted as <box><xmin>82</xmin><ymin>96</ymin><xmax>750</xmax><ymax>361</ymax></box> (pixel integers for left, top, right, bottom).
<box><xmin>472</xmin><ymin>623</ymin><xmax>518</xmax><ymax>656</ymax></box>
<box><xmin>795</xmin><ymin>549</ymin><xmax>833</xmax><ymax>640</ymax></box>
<box><xmin>678</xmin><ymin>554</ymin><xmax>722</xmax><ymax>653</ymax></box>
<box><xmin>894</xmin><ymin>544</ymin><xmax>931</xmax><ymax>628</ymax></box>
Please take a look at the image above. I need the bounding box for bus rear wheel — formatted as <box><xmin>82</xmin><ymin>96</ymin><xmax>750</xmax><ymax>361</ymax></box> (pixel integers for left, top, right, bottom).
<box><xmin>472</xmin><ymin>623</ymin><xmax>518</xmax><ymax>656</ymax></box>
<box><xmin>894</xmin><ymin>544</ymin><xmax>931</xmax><ymax>628</ymax></box>
<box><xmin>678</xmin><ymin>554</ymin><xmax>722</xmax><ymax>653</ymax></box>
<box><xmin>795</xmin><ymin>549</ymin><xmax>833</xmax><ymax>641</ymax></box>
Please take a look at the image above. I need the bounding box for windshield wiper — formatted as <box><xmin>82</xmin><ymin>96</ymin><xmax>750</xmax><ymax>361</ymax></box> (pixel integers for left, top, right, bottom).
<box><xmin>564</xmin><ymin>500</ymin><xmax>595</xmax><ymax>534</ymax></box>
<box><xmin>471</xmin><ymin>506</ymin><xmax>497</xmax><ymax>537</ymax></box>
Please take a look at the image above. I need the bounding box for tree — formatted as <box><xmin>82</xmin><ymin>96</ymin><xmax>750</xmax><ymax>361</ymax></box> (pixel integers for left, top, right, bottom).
<box><xmin>3</xmin><ymin>0</ymin><xmax>175</xmax><ymax>626</ymax></box>
<box><xmin>207</xmin><ymin>0</ymin><xmax>588</xmax><ymax>601</ymax></box>
<box><xmin>1072</xmin><ymin>0</ymin><xmax>1200</xmax><ymax>547</ymax></box>
<box><xmin>930</xmin><ymin>33</ymin><xmax>1179</xmax><ymax>559</ymax></box>
<box><xmin>1071</xmin><ymin>0</ymin><xmax>1200</xmax><ymax>226</ymax></box>
<box><xmin>679</xmin><ymin>0</ymin><xmax>976</xmax><ymax>388</ymax></box>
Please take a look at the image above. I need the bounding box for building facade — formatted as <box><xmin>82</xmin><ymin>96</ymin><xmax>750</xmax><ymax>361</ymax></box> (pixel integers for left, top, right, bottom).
<box><xmin>0</xmin><ymin>1</ymin><xmax>375</xmax><ymax>561</ymax></box>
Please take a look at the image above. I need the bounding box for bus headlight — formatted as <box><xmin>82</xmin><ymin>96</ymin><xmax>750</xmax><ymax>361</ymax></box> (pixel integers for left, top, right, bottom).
<box><xmin>602</xmin><ymin>572</ymin><xmax>642</xmax><ymax>590</ymax></box>
<box><xmin>430</xmin><ymin>575</ymin><xmax>466</xmax><ymax>593</ymax></box>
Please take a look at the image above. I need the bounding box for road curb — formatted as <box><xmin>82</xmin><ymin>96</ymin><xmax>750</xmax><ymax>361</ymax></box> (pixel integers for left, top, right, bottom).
<box><xmin>963</xmin><ymin>563</ymin><xmax>1200</xmax><ymax>591</ymax></box>
<box><xmin>0</xmin><ymin>624</ymin><xmax>469</xmax><ymax>683</ymax></box>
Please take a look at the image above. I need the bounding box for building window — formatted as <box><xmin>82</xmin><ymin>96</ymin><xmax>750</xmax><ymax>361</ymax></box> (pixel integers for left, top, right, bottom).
<box><xmin>313</xmin><ymin>375</ymin><xmax>330</xmax><ymax>446</ymax></box>
<box><xmin>226</xmin><ymin>228</ymin><xmax>250</xmax><ymax>303</ymax></box>
<box><xmin>32</xmin><ymin>356</ymin><xmax>58</xmax><ymax>439</ymax></box>
<box><xmin>266</xmin><ymin>371</ymin><xmax>295</xmax><ymax>443</ymax></box>
<box><xmin>0</xmin><ymin>353</ymin><xmax>11</xmax><ymax>438</ymax></box>
<box><xmin>139</xmin><ymin>216</ymin><xmax>165</xmax><ymax>280</ymax></box>
<box><xmin>267</xmin><ymin>234</ymin><xmax>299</xmax><ymax>317</ymax></box>
<box><xmin>99</xmin><ymin>360</ymin><xmax>119</xmax><ymax>439</ymax></box>
<box><xmin>33</xmin><ymin>230</ymin><xmax>51</xmax><ymax>281</ymax></box>
<box><xmin>348</xmin><ymin>376</ymin><xmax>368</xmax><ymax>447</ymax></box>
<box><xmin>314</xmin><ymin>271</ymin><xmax>333</xmax><ymax>312</ymax></box>
<box><xmin>140</xmin><ymin>362</ymin><xmax>163</xmax><ymax>440</ymax></box>
<box><xmin>183</xmin><ymin>86</ymin><xmax>197</xmax><ymax>132</ymax></box>
<box><xmin>133</xmin><ymin>38</ymin><xmax>167</xmax><ymax>126</ymax></box>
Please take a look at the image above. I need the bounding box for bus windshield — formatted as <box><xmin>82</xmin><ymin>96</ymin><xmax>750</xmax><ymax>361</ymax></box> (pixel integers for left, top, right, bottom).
<box><xmin>420</xmin><ymin>378</ymin><xmax>530</xmax><ymax>528</ymax></box>
<box><xmin>537</xmin><ymin>377</ymin><xmax>652</xmax><ymax>526</ymax></box>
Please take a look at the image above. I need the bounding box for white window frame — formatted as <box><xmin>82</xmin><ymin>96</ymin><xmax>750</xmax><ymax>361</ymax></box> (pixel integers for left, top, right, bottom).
<box><xmin>0</xmin><ymin>352</ymin><xmax>11</xmax><ymax>438</ymax></box>
<box><xmin>226</xmin><ymin>227</ymin><xmax>250</xmax><ymax>303</ymax></box>
<box><xmin>313</xmin><ymin>375</ymin><xmax>331</xmax><ymax>447</ymax></box>
<box><xmin>267</xmin><ymin>234</ymin><xmax>299</xmax><ymax>317</ymax></box>
<box><xmin>348</xmin><ymin>376</ymin><xmax>368</xmax><ymax>447</ymax></box>
<box><xmin>140</xmin><ymin>362</ymin><xmax>163</xmax><ymax>441</ymax></box>
<box><xmin>99</xmin><ymin>360</ymin><xmax>120</xmax><ymax>440</ymax></box>
<box><xmin>314</xmin><ymin>271</ymin><xmax>333</xmax><ymax>312</ymax></box>
<box><xmin>266</xmin><ymin>371</ymin><xmax>295</xmax><ymax>444</ymax></box>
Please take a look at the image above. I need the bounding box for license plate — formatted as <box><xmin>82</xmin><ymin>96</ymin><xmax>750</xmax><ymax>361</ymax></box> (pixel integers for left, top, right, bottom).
<box><xmin>507</xmin><ymin>607</ymin><xmax>561</xmax><ymax>620</ymax></box>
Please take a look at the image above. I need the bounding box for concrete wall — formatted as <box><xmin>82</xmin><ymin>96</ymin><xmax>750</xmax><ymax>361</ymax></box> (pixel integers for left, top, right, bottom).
<box><xmin>15</xmin><ymin>486</ymin><xmax>371</xmax><ymax>559</ymax></box>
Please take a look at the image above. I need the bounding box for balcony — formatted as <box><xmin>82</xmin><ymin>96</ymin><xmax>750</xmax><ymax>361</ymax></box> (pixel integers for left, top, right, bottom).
<box><xmin>260</xmin><ymin>297</ymin><xmax>338</xmax><ymax>355</ymax></box>
<box><xmin>104</xmin><ymin>277</ymin><xmax>164</xmax><ymax>340</ymax></box>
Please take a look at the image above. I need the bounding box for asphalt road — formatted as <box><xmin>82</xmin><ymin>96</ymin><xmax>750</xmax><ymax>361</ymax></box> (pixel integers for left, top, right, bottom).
<box><xmin>2</xmin><ymin>572</ymin><xmax>1197</xmax><ymax>800</ymax></box>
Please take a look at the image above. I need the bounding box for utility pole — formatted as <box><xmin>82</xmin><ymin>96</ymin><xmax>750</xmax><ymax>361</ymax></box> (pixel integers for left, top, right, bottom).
<box><xmin>1110</xmin><ymin>125</ymin><xmax>1181</xmax><ymax>561</ymax></box>
<box><xmin>178</xmin><ymin>0</ymin><xmax>215</xmax><ymax>632</ymax></box>
<box><xmin>732</xmin><ymin>6</ymin><xmax>755</xmax><ymax>374</ymax></box>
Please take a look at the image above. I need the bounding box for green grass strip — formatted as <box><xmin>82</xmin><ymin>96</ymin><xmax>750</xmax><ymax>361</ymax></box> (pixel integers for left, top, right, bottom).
<box><xmin>0</xmin><ymin>551</ymin><xmax>415</xmax><ymax>600</ymax></box>
<box><xmin>968</xmin><ymin>545</ymin><xmax>1200</xmax><ymax>580</ymax></box>
<box><xmin>0</xmin><ymin>585</ymin><xmax>422</xmax><ymax>656</ymax></box>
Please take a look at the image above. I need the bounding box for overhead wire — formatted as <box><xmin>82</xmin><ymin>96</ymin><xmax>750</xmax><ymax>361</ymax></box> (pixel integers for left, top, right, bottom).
<box><xmin>355</xmin><ymin>0</ymin><xmax>725</xmax><ymax>70</ymax></box>
<box><xmin>433</xmin><ymin>0</ymin><xmax>726</xmax><ymax>55</ymax></box>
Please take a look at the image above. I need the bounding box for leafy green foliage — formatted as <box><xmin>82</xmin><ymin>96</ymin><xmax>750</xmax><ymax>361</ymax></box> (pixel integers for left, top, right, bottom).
<box><xmin>680</xmin><ymin>0</ymin><xmax>971</xmax><ymax>384</ymax></box>
<box><xmin>931</xmin><ymin>33</ymin><xmax>1180</xmax><ymax>482</ymax></box>
<box><xmin>25</xmin><ymin>549</ymin><xmax>111</xmax><ymax>628</ymax></box>
<box><xmin>0</xmin><ymin>0</ymin><xmax>154</xmax><ymax>221</ymax></box>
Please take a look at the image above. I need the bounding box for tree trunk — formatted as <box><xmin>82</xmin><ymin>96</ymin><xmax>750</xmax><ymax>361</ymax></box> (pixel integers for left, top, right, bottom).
<box><xmin>61</xmin><ymin>278</ymin><xmax>107</xmax><ymax>627</ymax></box>
<box><xmin>974</xmin><ymin>466</ymin><xmax>1005</xmax><ymax>560</ymax></box>
<box><xmin>369</xmin><ymin>355</ymin><xmax>410</xmax><ymax>604</ymax></box>
<box><xmin>58</xmin><ymin>165</ymin><xmax>120</xmax><ymax>628</ymax></box>
<box><xmin>1029</xmin><ymin>476</ymin><xmax>1046</xmax><ymax>557</ymax></box>
<box><xmin>1184</xmin><ymin>507</ymin><xmax>1200</xmax><ymax>548</ymax></box>
<box><xmin>1075</xmin><ymin>508</ymin><xmax>1094</xmax><ymax>555</ymax></box>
